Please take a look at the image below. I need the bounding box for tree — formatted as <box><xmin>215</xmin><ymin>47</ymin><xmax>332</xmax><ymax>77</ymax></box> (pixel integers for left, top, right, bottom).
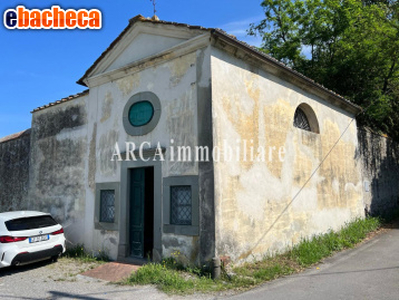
<box><xmin>249</xmin><ymin>0</ymin><xmax>399</xmax><ymax>139</ymax></box>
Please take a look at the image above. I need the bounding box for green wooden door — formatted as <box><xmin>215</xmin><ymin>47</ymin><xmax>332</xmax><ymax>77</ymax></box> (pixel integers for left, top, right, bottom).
<box><xmin>130</xmin><ymin>168</ymin><xmax>145</xmax><ymax>257</ymax></box>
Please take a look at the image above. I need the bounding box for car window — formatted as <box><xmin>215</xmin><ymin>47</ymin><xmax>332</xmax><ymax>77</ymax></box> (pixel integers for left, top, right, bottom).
<box><xmin>5</xmin><ymin>216</ymin><xmax>58</xmax><ymax>231</ymax></box>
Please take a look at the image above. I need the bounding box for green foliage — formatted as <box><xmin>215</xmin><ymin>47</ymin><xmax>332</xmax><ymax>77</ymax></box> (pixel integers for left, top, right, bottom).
<box><xmin>125</xmin><ymin>263</ymin><xmax>229</xmax><ymax>294</ymax></box>
<box><xmin>252</xmin><ymin>263</ymin><xmax>294</xmax><ymax>280</ymax></box>
<box><xmin>250</xmin><ymin>0</ymin><xmax>399</xmax><ymax>139</ymax></box>
<box><xmin>288</xmin><ymin>217</ymin><xmax>381</xmax><ymax>266</ymax></box>
<box><xmin>64</xmin><ymin>244</ymin><xmax>109</xmax><ymax>263</ymax></box>
<box><xmin>124</xmin><ymin>217</ymin><xmax>380</xmax><ymax>294</ymax></box>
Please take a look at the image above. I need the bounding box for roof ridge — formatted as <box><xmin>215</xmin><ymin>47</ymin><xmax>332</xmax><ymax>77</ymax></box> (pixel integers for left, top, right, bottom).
<box><xmin>31</xmin><ymin>89</ymin><xmax>89</xmax><ymax>113</ymax></box>
<box><xmin>0</xmin><ymin>129</ymin><xmax>31</xmax><ymax>144</ymax></box>
<box><xmin>76</xmin><ymin>14</ymin><xmax>212</xmax><ymax>86</ymax></box>
<box><xmin>35</xmin><ymin>15</ymin><xmax>360</xmax><ymax>115</ymax></box>
<box><xmin>211</xmin><ymin>29</ymin><xmax>362</xmax><ymax>112</ymax></box>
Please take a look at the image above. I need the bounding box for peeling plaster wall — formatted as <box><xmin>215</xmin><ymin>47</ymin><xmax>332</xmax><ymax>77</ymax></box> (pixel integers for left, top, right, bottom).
<box><xmin>93</xmin><ymin>50</ymin><xmax>199</xmax><ymax>181</ymax></box>
<box><xmin>358</xmin><ymin>128</ymin><xmax>399</xmax><ymax>216</ymax></box>
<box><xmin>0</xmin><ymin>130</ymin><xmax>31</xmax><ymax>212</ymax></box>
<box><xmin>29</xmin><ymin>96</ymin><xmax>89</xmax><ymax>247</ymax></box>
<box><xmin>106</xmin><ymin>33</ymin><xmax>186</xmax><ymax>73</ymax></box>
<box><xmin>88</xmin><ymin>48</ymin><xmax>208</xmax><ymax>261</ymax></box>
<box><xmin>10</xmin><ymin>31</ymin><xmax>398</xmax><ymax>266</ymax></box>
<box><xmin>211</xmin><ymin>48</ymin><xmax>364</xmax><ymax>263</ymax></box>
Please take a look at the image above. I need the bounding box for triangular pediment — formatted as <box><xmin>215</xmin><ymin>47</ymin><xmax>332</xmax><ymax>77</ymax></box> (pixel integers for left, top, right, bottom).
<box><xmin>105</xmin><ymin>32</ymin><xmax>186</xmax><ymax>73</ymax></box>
<box><xmin>78</xmin><ymin>16</ymin><xmax>209</xmax><ymax>85</ymax></box>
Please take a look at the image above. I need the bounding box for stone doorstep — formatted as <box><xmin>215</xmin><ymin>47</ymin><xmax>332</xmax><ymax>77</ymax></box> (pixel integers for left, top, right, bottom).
<box><xmin>81</xmin><ymin>262</ymin><xmax>141</xmax><ymax>282</ymax></box>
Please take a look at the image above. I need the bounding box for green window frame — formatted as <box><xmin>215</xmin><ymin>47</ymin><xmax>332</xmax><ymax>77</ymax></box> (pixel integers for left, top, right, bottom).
<box><xmin>128</xmin><ymin>101</ymin><xmax>154</xmax><ymax>127</ymax></box>
<box><xmin>123</xmin><ymin>92</ymin><xmax>161</xmax><ymax>136</ymax></box>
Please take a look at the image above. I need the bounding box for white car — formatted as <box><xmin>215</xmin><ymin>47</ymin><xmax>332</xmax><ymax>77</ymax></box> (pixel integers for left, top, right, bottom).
<box><xmin>0</xmin><ymin>211</ymin><xmax>66</xmax><ymax>268</ymax></box>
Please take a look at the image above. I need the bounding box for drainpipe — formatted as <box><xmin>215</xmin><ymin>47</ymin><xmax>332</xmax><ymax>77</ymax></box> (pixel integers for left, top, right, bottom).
<box><xmin>212</xmin><ymin>256</ymin><xmax>221</xmax><ymax>280</ymax></box>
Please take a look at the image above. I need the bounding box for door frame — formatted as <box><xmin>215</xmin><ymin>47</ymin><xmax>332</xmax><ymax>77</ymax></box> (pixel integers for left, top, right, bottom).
<box><xmin>118</xmin><ymin>159</ymin><xmax>162</xmax><ymax>262</ymax></box>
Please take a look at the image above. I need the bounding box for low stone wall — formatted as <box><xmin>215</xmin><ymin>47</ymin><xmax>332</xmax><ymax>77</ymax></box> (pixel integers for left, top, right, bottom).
<box><xmin>358</xmin><ymin>127</ymin><xmax>399</xmax><ymax>216</ymax></box>
<box><xmin>0</xmin><ymin>129</ymin><xmax>31</xmax><ymax>212</ymax></box>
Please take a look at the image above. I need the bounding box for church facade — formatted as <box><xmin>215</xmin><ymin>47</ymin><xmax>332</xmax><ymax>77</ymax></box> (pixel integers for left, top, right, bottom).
<box><xmin>1</xmin><ymin>15</ymin><xmax>373</xmax><ymax>265</ymax></box>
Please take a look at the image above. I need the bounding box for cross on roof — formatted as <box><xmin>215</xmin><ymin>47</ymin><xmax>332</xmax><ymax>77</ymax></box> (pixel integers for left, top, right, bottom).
<box><xmin>150</xmin><ymin>0</ymin><xmax>157</xmax><ymax>17</ymax></box>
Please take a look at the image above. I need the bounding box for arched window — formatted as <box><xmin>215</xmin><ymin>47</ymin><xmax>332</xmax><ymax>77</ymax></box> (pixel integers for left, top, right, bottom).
<box><xmin>293</xmin><ymin>103</ymin><xmax>320</xmax><ymax>134</ymax></box>
<box><xmin>294</xmin><ymin>108</ymin><xmax>311</xmax><ymax>131</ymax></box>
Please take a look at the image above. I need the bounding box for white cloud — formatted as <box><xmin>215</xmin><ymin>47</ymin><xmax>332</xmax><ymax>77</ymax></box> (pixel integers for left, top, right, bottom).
<box><xmin>219</xmin><ymin>15</ymin><xmax>264</xmax><ymax>30</ymax></box>
<box><xmin>217</xmin><ymin>15</ymin><xmax>264</xmax><ymax>47</ymax></box>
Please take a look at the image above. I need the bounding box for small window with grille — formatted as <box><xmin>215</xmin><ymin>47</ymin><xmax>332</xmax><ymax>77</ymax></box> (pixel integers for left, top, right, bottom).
<box><xmin>95</xmin><ymin>182</ymin><xmax>119</xmax><ymax>230</ymax></box>
<box><xmin>100</xmin><ymin>190</ymin><xmax>115</xmax><ymax>223</ymax></box>
<box><xmin>293</xmin><ymin>104</ymin><xmax>320</xmax><ymax>134</ymax></box>
<box><xmin>163</xmin><ymin>176</ymin><xmax>198</xmax><ymax>235</ymax></box>
<box><xmin>170</xmin><ymin>186</ymin><xmax>192</xmax><ymax>225</ymax></box>
<box><xmin>293</xmin><ymin>107</ymin><xmax>311</xmax><ymax>131</ymax></box>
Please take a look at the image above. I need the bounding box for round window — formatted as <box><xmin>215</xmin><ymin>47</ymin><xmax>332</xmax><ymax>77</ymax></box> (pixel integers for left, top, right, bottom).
<box><xmin>123</xmin><ymin>92</ymin><xmax>161</xmax><ymax>136</ymax></box>
<box><xmin>128</xmin><ymin>101</ymin><xmax>154</xmax><ymax>127</ymax></box>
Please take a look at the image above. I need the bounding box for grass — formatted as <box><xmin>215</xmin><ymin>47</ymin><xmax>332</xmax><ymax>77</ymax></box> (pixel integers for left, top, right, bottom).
<box><xmin>63</xmin><ymin>244</ymin><xmax>109</xmax><ymax>263</ymax></box>
<box><xmin>124</xmin><ymin>217</ymin><xmax>381</xmax><ymax>294</ymax></box>
<box><xmin>123</xmin><ymin>261</ymin><xmax>259</xmax><ymax>293</ymax></box>
<box><xmin>289</xmin><ymin>216</ymin><xmax>381</xmax><ymax>267</ymax></box>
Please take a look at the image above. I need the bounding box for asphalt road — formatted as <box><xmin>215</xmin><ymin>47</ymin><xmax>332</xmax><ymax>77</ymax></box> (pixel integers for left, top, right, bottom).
<box><xmin>1</xmin><ymin>226</ymin><xmax>398</xmax><ymax>299</ymax></box>
<box><xmin>227</xmin><ymin>226</ymin><xmax>399</xmax><ymax>300</ymax></box>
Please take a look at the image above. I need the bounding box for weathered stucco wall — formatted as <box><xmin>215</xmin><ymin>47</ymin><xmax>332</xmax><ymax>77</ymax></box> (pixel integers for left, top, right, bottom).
<box><xmin>29</xmin><ymin>96</ymin><xmax>89</xmax><ymax>247</ymax></box>
<box><xmin>0</xmin><ymin>130</ymin><xmax>31</xmax><ymax>212</ymax></box>
<box><xmin>8</xmin><ymin>26</ymin><xmax>399</xmax><ymax>267</ymax></box>
<box><xmin>358</xmin><ymin>127</ymin><xmax>399</xmax><ymax>216</ymax></box>
<box><xmin>106</xmin><ymin>33</ymin><xmax>186</xmax><ymax>73</ymax></box>
<box><xmin>211</xmin><ymin>47</ymin><xmax>364</xmax><ymax>263</ymax></box>
<box><xmin>25</xmin><ymin>30</ymin><xmax>212</xmax><ymax>262</ymax></box>
<box><xmin>87</xmin><ymin>43</ymin><xmax>211</xmax><ymax>262</ymax></box>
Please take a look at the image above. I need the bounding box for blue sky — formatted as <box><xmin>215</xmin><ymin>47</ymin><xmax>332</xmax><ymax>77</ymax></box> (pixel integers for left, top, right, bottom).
<box><xmin>0</xmin><ymin>0</ymin><xmax>264</xmax><ymax>138</ymax></box>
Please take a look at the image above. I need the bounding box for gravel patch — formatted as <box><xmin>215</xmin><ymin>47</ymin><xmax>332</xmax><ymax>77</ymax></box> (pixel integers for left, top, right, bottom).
<box><xmin>0</xmin><ymin>258</ymin><xmax>215</xmax><ymax>300</ymax></box>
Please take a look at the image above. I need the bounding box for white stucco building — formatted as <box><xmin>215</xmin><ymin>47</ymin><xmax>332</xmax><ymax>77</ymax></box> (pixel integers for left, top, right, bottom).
<box><xmin>2</xmin><ymin>15</ymin><xmax>371</xmax><ymax>265</ymax></box>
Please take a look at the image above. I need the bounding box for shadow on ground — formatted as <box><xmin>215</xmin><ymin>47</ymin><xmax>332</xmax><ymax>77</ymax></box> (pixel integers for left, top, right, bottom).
<box><xmin>0</xmin><ymin>258</ymin><xmax>54</xmax><ymax>277</ymax></box>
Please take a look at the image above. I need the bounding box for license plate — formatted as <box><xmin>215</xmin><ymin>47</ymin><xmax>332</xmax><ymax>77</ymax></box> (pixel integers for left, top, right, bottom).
<box><xmin>29</xmin><ymin>235</ymin><xmax>49</xmax><ymax>243</ymax></box>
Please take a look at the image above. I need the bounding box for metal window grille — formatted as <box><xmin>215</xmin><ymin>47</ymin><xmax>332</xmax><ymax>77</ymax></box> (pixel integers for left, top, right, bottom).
<box><xmin>170</xmin><ymin>186</ymin><xmax>192</xmax><ymax>225</ymax></box>
<box><xmin>293</xmin><ymin>107</ymin><xmax>311</xmax><ymax>131</ymax></box>
<box><xmin>100</xmin><ymin>190</ymin><xmax>115</xmax><ymax>223</ymax></box>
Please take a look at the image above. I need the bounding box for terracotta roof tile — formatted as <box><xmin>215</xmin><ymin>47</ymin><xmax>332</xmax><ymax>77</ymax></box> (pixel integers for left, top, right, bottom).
<box><xmin>211</xmin><ymin>29</ymin><xmax>362</xmax><ymax>112</ymax></box>
<box><xmin>76</xmin><ymin>15</ymin><xmax>211</xmax><ymax>86</ymax></box>
<box><xmin>0</xmin><ymin>129</ymin><xmax>31</xmax><ymax>144</ymax></box>
<box><xmin>76</xmin><ymin>14</ymin><xmax>361</xmax><ymax>114</ymax></box>
<box><xmin>31</xmin><ymin>89</ymin><xmax>89</xmax><ymax>113</ymax></box>
<box><xmin>32</xmin><ymin>16</ymin><xmax>361</xmax><ymax>115</ymax></box>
